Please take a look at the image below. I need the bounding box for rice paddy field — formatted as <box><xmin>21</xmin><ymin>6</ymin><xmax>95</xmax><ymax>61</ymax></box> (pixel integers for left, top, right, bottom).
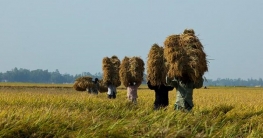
<box><xmin>1</xmin><ymin>83</ymin><xmax>263</xmax><ymax>138</ymax></box>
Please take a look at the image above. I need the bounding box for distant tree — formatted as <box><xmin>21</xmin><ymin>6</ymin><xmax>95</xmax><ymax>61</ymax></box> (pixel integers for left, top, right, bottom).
<box><xmin>30</xmin><ymin>69</ymin><xmax>50</xmax><ymax>83</ymax></box>
<box><xmin>2</xmin><ymin>68</ymin><xmax>30</xmax><ymax>82</ymax></box>
<box><xmin>0</xmin><ymin>73</ymin><xmax>2</xmax><ymax>81</ymax></box>
<box><xmin>259</xmin><ymin>78</ymin><xmax>263</xmax><ymax>86</ymax></box>
<box><xmin>50</xmin><ymin>69</ymin><xmax>64</xmax><ymax>83</ymax></box>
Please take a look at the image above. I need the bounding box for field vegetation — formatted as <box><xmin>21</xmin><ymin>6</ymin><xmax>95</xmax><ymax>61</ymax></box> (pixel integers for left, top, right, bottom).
<box><xmin>1</xmin><ymin>83</ymin><xmax>263</xmax><ymax>138</ymax></box>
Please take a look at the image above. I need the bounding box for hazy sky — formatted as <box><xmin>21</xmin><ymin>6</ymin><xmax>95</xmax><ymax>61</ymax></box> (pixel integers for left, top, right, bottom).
<box><xmin>1</xmin><ymin>1</ymin><xmax>263</xmax><ymax>80</ymax></box>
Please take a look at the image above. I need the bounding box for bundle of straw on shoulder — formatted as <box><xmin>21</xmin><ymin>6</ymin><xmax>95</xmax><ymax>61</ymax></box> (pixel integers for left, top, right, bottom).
<box><xmin>119</xmin><ymin>57</ymin><xmax>132</xmax><ymax>87</ymax></box>
<box><xmin>102</xmin><ymin>55</ymin><xmax>121</xmax><ymax>87</ymax></box>
<box><xmin>111</xmin><ymin>56</ymin><xmax>121</xmax><ymax>87</ymax></box>
<box><xmin>179</xmin><ymin>30</ymin><xmax>208</xmax><ymax>82</ymax></box>
<box><xmin>120</xmin><ymin>56</ymin><xmax>145</xmax><ymax>87</ymax></box>
<box><xmin>164</xmin><ymin>29</ymin><xmax>208</xmax><ymax>83</ymax></box>
<box><xmin>147</xmin><ymin>43</ymin><xmax>167</xmax><ymax>86</ymax></box>
<box><xmin>73</xmin><ymin>76</ymin><xmax>94</xmax><ymax>91</ymax></box>
<box><xmin>130</xmin><ymin>56</ymin><xmax>145</xmax><ymax>84</ymax></box>
<box><xmin>164</xmin><ymin>34</ymin><xmax>183</xmax><ymax>78</ymax></box>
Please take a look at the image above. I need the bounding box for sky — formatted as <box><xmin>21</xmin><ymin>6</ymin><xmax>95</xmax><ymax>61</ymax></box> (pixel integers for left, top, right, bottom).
<box><xmin>1</xmin><ymin>1</ymin><xmax>263</xmax><ymax>80</ymax></box>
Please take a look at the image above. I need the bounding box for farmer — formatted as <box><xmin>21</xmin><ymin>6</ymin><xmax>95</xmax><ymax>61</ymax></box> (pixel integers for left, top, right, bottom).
<box><xmin>147</xmin><ymin>81</ymin><xmax>174</xmax><ymax>110</ymax></box>
<box><xmin>107</xmin><ymin>82</ymin><xmax>117</xmax><ymax>99</ymax></box>
<box><xmin>127</xmin><ymin>81</ymin><xmax>141</xmax><ymax>104</ymax></box>
<box><xmin>91</xmin><ymin>78</ymin><xmax>99</xmax><ymax>95</ymax></box>
<box><xmin>166</xmin><ymin>74</ymin><xmax>203</xmax><ymax>111</ymax></box>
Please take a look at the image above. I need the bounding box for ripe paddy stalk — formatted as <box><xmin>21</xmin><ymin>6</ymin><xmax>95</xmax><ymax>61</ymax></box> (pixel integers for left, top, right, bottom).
<box><xmin>1</xmin><ymin>84</ymin><xmax>263</xmax><ymax>137</ymax></box>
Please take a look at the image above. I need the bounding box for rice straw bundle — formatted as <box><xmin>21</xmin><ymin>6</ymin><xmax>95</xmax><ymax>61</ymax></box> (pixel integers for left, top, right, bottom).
<box><xmin>147</xmin><ymin>43</ymin><xmax>167</xmax><ymax>86</ymax></box>
<box><xmin>102</xmin><ymin>55</ymin><xmax>121</xmax><ymax>87</ymax></box>
<box><xmin>164</xmin><ymin>29</ymin><xmax>208</xmax><ymax>82</ymax></box>
<box><xmin>111</xmin><ymin>56</ymin><xmax>121</xmax><ymax>87</ymax></box>
<box><xmin>179</xmin><ymin>30</ymin><xmax>208</xmax><ymax>81</ymax></box>
<box><xmin>164</xmin><ymin>34</ymin><xmax>184</xmax><ymax>77</ymax></box>
<box><xmin>119</xmin><ymin>56</ymin><xmax>132</xmax><ymax>87</ymax></box>
<box><xmin>120</xmin><ymin>56</ymin><xmax>145</xmax><ymax>87</ymax></box>
<box><xmin>73</xmin><ymin>76</ymin><xmax>94</xmax><ymax>91</ymax></box>
<box><xmin>102</xmin><ymin>57</ymin><xmax>111</xmax><ymax>84</ymax></box>
<box><xmin>130</xmin><ymin>56</ymin><xmax>145</xmax><ymax>83</ymax></box>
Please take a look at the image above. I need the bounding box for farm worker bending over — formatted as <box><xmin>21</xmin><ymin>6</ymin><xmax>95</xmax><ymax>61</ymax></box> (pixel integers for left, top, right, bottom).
<box><xmin>127</xmin><ymin>82</ymin><xmax>141</xmax><ymax>104</ymax></box>
<box><xmin>147</xmin><ymin>81</ymin><xmax>174</xmax><ymax>110</ymax></box>
<box><xmin>107</xmin><ymin>82</ymin><xmax>117</xmax><ymax>99</ymax></box>
<box><xmin>166</xmin><ymin>74</ymin><xmax>203</xmax><ymax>111</ymax></box>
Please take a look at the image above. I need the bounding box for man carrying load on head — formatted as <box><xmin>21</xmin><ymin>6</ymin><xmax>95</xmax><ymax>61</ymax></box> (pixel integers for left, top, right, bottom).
<box><xmin>163</xmin><ymin>28</ymin><xmax>208</xmax><ymax>112</ymax></box>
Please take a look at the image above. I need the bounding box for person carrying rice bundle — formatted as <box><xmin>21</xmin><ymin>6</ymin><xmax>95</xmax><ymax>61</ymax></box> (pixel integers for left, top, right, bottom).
<box><xmin>146</xmin><ymin>43</ymin><xmax>174</xmax><ymax>110</ymax></box>
<box><xmin>164</xmin><ymin>29</ymin><xmax>207</xmax><ymax>111</ymax></box>
<box><xmin>120</xmin><ymin>56</ymin><xmax>145</xmax><ymax>104</ymax></box>
<box><xmin>102</xmin><ymin>55</ymin><xmax>121</xmax><ymax>99</ymax></box>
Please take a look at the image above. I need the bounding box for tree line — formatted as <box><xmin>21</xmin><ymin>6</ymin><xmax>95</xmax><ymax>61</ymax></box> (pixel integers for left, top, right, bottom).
<box><xmin>204</xmin><ymin>78</ymin><xmax>263</xmax><ymax>87</ymax></box>
<box><xmin>0</xmin><ymin>68</ymin><xmax>102</xmax><ymax>84</ymax></box>
<box><xmin>0</xmin><ymin>68</ymin><xmax>262</xmax><ymax>87</ymax></box>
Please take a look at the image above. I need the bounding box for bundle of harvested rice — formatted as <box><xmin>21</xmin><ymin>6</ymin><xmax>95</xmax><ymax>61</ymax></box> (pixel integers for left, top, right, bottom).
<box><xmin>120</xmin><ymin>56</ymin><xmax>145</xmax><ymax>87</ymax></box>
<box><xmin>102</xmin><ymin>55</ymin><xmax>121</xmax><ymax>87</ymax></box>
<box><xmin>147</xmin><ymin>43</ymin><xmax>167</xmax><ymax>86</ymax></box>
<box><xmin>130</xmin><ymin>56</ymin><xmax>145</xmax><ymax>83</ymax></box>
<box><xmin>73</xmin><ymin>76</ymin><xmax>94</xmax><ymax>91</ymax></box>
<box><xmin>102</xmin><ymin>57</ymin><xmax>112</xmax><ymax>84</ymax></box>
<box><xmin>164</xmin><ymin>29</ymin><xmax>208</xmax><ymax>83</ymax></box>
<box><xmin>119</xmin><ymin>56</ymin><xmax>131</xmax><ymax>87</ymax></box>
<box><xmin>179</xmin><ymin>31</ymin><xmax>208</xmax><ymax>81</ymax></box>
<box><xmin>111</xmin><ymin>56</ymin><xmax>121</xmax><ymax>87</ymax></box>
<box><xmin>163</xmin><ymin>34</ymin><xmax>183</xmax><ymax>78</ymax></box>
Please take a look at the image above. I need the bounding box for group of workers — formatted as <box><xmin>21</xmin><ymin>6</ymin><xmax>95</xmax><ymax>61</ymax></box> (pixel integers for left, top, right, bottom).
<box><xmin>87</xmin><ymin>74</ymin><xmax>204</xmax><ymax>112</ymax></box>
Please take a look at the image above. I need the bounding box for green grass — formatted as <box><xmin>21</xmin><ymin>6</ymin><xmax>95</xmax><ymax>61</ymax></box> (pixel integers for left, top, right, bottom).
<box><xmin>1</xmin><ymin>83</ymin><xmax>263</xmax><ymax>137</ymax></box>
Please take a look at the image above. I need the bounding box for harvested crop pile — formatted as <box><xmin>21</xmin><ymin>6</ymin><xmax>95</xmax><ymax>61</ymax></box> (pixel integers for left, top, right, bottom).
<box><xmin>120</xmin><ymin>56</ymin><xmax>145</xmax><ymax>87</ymax></box>
<box><xmin>164</xmin><ymin>29</ymin><xmax>208</xmax><ymax>82</ymax></box>
<box><xmin>73</xmin><ymin>76</ymin><xmax>94</xmax><ymax>91</ymax></box>
<box><xmin>119</xmin><ymin>57</ymin><xmax>131</xmax><ymax>87</ymax></box>
<box><xmin>102</xmin><ymin>55</ymin><xmax>121</xmax><ymax>87</ymax></box>
<box><xmin>147</xmin><ymin>43</ymin><xmax>167</xmax><ymax>86</ymax></box>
